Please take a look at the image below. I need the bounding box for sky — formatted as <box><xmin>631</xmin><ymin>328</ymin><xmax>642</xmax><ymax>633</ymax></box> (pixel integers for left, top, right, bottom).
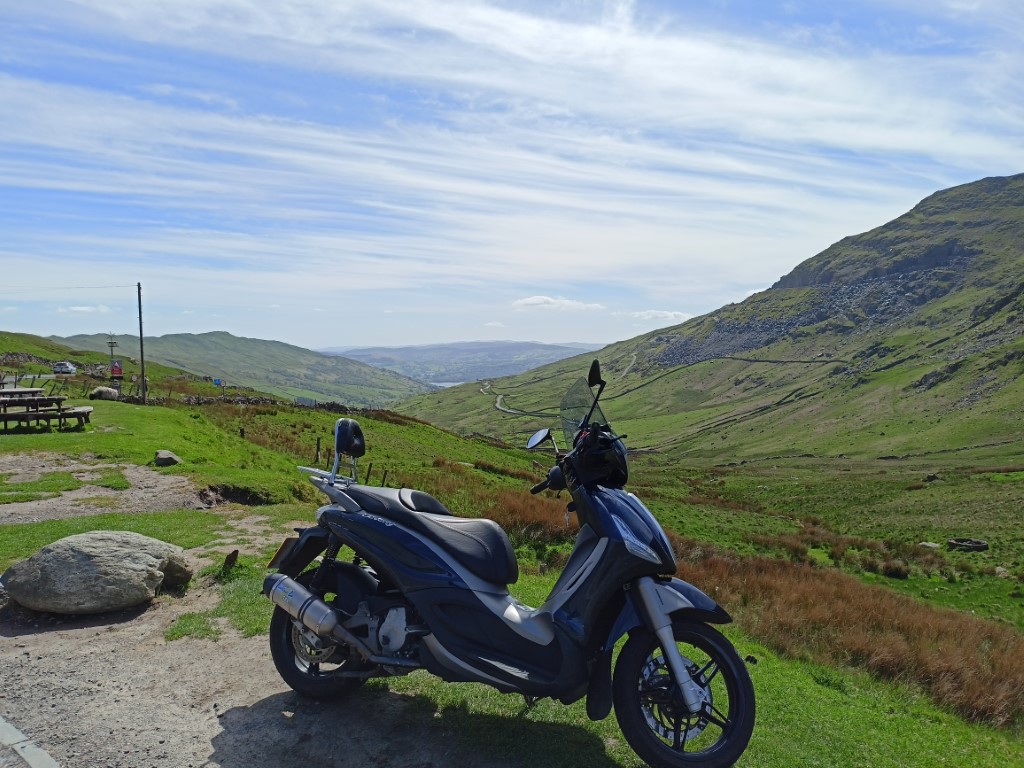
<box><xmin>2</xmin><ymin>1</ymin><xmax>1023</xmax><ymax>350</ymax></box>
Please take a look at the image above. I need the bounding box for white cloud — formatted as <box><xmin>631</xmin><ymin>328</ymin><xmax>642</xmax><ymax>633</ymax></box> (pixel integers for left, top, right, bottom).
<box><xmin>620</xmin><ymin>310</ymin><xmax>693</xmax><ymax>324</ymax></box>
<box><xmin>58</xmin><ymin>305</ymin><xmax>111</xmax><ymax>314</ymax></box>
<box><xmin>1</xmin><ymin>2</ymin><xmax>1021</xmax><ymax>346</ymax></box>
<box><xmin>140</xmin><ymin>83</ymin><xmax>238</xmax><ymax>110</ymax></box>
<box><xmin>512</xmin><ymin>296</ymin><xmax>607</xmax><ymax>312</ymax></box>
<box><xmin>485</xmin><ymin>321</ymin><xmax>505</xmax><ymax>327</ymax></box>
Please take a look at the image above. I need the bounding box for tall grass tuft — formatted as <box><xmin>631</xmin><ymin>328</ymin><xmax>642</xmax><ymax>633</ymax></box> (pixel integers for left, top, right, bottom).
<box><xmin>486</xmin><ymin>490</ymin><xmax>577</xmax><ymax>546</ymax></box>
<box><xmin>673</xmin><ymin>548</ymin><xmax>1024</xmax><ymax>729</ymax></box>
<box><xmin>472</xmin><ymin>460</ymin><xmax>540</xmax><ymax>483</ymax></box>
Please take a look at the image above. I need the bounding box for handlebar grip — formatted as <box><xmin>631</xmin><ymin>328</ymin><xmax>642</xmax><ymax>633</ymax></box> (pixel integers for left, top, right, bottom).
<box><xmin>530</xmin><ymin>479</ymin><xmax>550</xmax><ymax>495</ymax></box>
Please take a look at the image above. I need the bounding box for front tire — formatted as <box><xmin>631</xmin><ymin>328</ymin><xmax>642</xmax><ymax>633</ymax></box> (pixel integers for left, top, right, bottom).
<box><xmin>268</xmin><ymin>571</ymin><xmax>372</xmax><ymax>699</ymax></box>
<box><xmin>613</xmin><ymin>621</ymin><xmax>754</xmax><ymax>768</ymax></box>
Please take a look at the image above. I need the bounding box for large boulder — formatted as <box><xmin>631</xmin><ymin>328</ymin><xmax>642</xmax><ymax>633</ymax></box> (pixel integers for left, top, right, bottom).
<box><xmin>2</xmin><ymin>531</ymin><xmax>192</xmax><ymax>614</ymax></box>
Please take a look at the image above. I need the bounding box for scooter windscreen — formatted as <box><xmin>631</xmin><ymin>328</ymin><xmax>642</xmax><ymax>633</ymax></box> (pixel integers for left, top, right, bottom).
<box><xmin>560</xmin><ymin>377</ymin><xmax>610</xmax><ymax>446</ymax></box>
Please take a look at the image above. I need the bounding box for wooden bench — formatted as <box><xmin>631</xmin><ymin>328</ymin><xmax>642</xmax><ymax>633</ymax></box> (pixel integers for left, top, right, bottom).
<box><xmin>0</xmin><ymin>406</ymin><xmax>93</xmax><ymax>430</ymax></box>
<box><xmin>61</xmin><ymin>406</ymin><xmax>93</xmax><ymax>427</ymax></box>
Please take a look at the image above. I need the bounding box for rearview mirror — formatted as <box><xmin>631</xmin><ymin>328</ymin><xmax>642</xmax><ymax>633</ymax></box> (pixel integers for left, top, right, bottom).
<box><xmin>588</xmin><ymin>359</ymin><xmax>604</xmax><ymax>388</ymax></box>
<box><xmin>527</xmin><ymin>428</ymin><xmax>551</xmax><ymax>450</ymax></box>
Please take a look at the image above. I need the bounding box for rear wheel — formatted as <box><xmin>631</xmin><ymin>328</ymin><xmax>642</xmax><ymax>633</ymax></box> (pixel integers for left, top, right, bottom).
<box><xmin>268</xmin><ymin>571</ymin><xmax>372</xmax><ymax>699</ymax></box>
<box><xmin>613</xmin><ymin>621</ymin><xmax>754</xmax><ymax>768</ymax></box>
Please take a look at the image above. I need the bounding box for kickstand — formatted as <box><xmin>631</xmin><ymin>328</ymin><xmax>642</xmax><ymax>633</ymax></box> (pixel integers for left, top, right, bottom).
<box><xmin>520</xmin><ymin>694</ymin><xmax>539</xmax><ymax>711</ymax></box>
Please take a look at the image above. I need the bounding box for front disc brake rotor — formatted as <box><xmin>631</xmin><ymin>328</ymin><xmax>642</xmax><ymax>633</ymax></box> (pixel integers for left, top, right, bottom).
<box><xmin>639</xmin><ymin>653</ymin><xmax>712</xmax><ymax>742</ymax></box>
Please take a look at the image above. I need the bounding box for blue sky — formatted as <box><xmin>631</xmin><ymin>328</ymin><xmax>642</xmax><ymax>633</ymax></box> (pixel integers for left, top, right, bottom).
<box><xmin>2</xmin><ymin>1</ymin><xmax>1022</xmax><ymax>349</ymax></box>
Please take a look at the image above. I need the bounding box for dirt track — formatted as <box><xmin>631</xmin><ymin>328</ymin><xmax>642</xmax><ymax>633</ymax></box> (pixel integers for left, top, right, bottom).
<box><xmin>0</xmin><ymin>595</ymin><xmax>526</xmax><ymax>768</ymax></box>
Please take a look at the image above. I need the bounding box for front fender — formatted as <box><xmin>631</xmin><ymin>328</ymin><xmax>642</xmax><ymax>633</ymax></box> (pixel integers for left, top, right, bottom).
<box><xmin>610</xmin><ymin>577</ymin><xmax>731</xmax><ymax>642</ymax></box>
<box><xmin>586</xmin><ymin>577</ymin><xmax>730</xmax><ymax>722</ymax></box>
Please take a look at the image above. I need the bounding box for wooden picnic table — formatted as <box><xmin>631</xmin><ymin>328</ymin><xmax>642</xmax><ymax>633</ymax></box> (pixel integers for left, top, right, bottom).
<box><xmin>0</xmin><ymin>387</ymin><xmax>45</xmax><ymax>398</ymax></box>
<box><xmin>0</xmin><ymin>395</ymin><xmax>67</xmax><ymax>412</ymax></box>
<box><xmin>0</xmin><ymin>393</ymin><xmax>92</xmax><ymax>430</ymax></box>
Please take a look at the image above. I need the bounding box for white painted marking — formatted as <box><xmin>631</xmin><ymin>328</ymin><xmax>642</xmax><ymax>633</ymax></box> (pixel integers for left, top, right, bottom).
<box><xmin>0</xmin><ymin>716</ymin><xmax>59</xmax><ymax>768</ymax></box>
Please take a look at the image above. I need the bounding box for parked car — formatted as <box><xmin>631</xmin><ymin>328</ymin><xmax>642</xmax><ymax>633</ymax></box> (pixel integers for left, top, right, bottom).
<box><xmin>52</xmin><ymin>361</ymin><xmax>77</xmax><ymax>375</ymax></box>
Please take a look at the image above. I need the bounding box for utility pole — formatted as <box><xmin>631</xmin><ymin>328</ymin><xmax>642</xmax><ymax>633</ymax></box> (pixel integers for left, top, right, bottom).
<box><xmin>106</xmin><ymin>334</ymin><xmax>118</xmax><ymax>379</ymax></box>
<box><xmin>137</xmin><ymin>282</ymin><xmax>147</xmax><ymax>404</ymax></box>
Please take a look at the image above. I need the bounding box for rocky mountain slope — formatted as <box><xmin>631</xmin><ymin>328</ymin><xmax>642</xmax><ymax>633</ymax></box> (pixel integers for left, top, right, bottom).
<box><xmin>397</xmin><ymin>174</ymin><xmax>1024</xmax><ymax>461</ymax></box>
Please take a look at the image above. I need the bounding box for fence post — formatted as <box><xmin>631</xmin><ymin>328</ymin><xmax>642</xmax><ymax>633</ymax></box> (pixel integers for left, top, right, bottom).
<box><xmin>314</xmin><ymin>436</ymin><xmax>322</xmax><ymax>464</ymax></box>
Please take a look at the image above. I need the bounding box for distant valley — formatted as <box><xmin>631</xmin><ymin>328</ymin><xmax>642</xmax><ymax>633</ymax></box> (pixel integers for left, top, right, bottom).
<box><xmin>323</xmin><ymin>340</ymin><xmax>600</xmax><ymax>384</ymax></box>
<box><xmin>44</xmin><ymin>333</ymin><xmax>599</xmax><ymax>407</ymax></box>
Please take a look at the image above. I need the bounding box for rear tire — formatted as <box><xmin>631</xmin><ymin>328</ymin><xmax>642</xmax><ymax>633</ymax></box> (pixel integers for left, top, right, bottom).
<box><xmin>268</xmin><ymin>571</ymin><xmax>372</xmax><ymax>699</ymax></box>
<box><xmin>613</xmin><ymin>621</ymin><xmax>754</xmax><ymax>768</ymax></box>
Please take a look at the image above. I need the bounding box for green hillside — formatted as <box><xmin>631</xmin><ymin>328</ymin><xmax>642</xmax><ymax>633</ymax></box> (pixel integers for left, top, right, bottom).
<box><xmin>51</xmin><ymin>331</ymin><xmax>433</xmax><ymax>407</ymax></box>
<box><xmin>396</xmin><ymin>173</ymin><xmax>1024</xmax><ymax>462</ymax></box>
<box><xmin>0</xmin><ymin>330</ymin><xmax>200</xmax><ymax>387</ymax></box>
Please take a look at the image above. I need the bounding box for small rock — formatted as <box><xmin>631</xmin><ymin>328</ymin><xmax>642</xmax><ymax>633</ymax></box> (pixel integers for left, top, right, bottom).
<box><xmin>154</xmin><ymin>450</ymin><xmax>183</xmax><ymax>467</ymax></box>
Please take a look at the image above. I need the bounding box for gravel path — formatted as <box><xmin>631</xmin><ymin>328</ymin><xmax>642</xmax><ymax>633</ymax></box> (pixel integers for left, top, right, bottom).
<box><xmin>0</xmin><ymin>453</ymin><xmax>206</xmax><ymax>525</ymax></box>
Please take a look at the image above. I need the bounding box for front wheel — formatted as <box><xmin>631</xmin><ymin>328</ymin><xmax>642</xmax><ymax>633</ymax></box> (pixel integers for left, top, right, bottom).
<box><xmin>268</xmin><ymin>571</ymin><xmax>372</xmax><ymax>699</ymax></box>
<box><xmin>613</xmin><ymin>621</ymin><xmax>755</xmax><ymax>768</ymax></box>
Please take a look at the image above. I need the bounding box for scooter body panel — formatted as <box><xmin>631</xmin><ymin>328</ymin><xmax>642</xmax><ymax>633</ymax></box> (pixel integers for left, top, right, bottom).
<box><xmin>319</xmin><ymin>506</ymin><xmax>592</xmax><ymax>698</ymax></box>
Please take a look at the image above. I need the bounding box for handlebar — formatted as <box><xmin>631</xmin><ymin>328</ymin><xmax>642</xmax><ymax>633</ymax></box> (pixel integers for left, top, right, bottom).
<box><xmin>531</xmin><ymin>465</ymin><xmax>566</xmax><ymax>494</ymax></box>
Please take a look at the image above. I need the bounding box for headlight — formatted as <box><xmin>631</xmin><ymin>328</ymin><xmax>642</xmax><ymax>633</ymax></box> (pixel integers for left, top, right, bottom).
<box><xmin>611</xmin><ymin>514</ymin><xmax>661</xmax><ymax>564</ymax></box>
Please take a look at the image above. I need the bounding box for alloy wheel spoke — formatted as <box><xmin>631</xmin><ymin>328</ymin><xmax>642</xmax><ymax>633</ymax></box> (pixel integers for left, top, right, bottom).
<box><xmin>695</xmin><ymin>659</ymin><xmax>719</xmax><ymax>684</ymax></box>
<box><xmin>703</xmin><ymin>702</ymin><xmax>731</xmax><ymax>730</ymax></box>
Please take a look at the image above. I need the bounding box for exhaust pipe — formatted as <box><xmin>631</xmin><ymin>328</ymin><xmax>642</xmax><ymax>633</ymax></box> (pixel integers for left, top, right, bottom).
<box><xmin>263</xmin><ymin>573</ymin><xmax>422</xmax><ymax>670</ymax></box>
<box><xmin>263</xmin><ymin>573</ymin><xmax>373</xmax><ymax>658</ymax></box>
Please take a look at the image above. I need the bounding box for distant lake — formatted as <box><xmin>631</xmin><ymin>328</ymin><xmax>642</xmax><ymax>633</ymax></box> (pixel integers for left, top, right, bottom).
<box><xmin>431</xmin><ymin>382</ymin><xmax>465</xmax><ymax>388</ymax></box>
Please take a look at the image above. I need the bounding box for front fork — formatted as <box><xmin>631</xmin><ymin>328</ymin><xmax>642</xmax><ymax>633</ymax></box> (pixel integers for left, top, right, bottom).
<box><xmin>633</xmin><ymin>577</ymin><xmax>707</xmax><ymax>714</ymax></box>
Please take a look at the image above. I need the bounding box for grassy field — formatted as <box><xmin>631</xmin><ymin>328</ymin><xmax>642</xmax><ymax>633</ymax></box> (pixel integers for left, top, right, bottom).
<box><xmin>2</xmin><ymin>398</ymin><xmax>1023</xmax><ymax>765</ymax></box>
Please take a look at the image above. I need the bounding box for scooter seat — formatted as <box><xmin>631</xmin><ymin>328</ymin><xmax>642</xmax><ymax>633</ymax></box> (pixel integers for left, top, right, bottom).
<box><xmin>345</xmin><ymin>485</ymin><xmax>452</xmax><ymax>517</ymax></box>
<box><xmin>412</xmin><ymin>514</ymin><xmax>519</xmax><ymax>586</ymax></box>
<box><xmin>342</xmin><ymin>485</ymin><xmax>519</xmax><ymax>585</ymax></box>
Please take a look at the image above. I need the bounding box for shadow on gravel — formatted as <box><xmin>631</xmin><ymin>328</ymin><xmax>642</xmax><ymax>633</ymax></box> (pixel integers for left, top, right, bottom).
<box><xmin>0</xmin><ymin>596</ymin><xmax>150</xmax><ymax>637</ymax></box>
<box><xmin>208</xmin><ymin>687</ymin><xmax>623</xmax><ymax>768</ymax></box>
